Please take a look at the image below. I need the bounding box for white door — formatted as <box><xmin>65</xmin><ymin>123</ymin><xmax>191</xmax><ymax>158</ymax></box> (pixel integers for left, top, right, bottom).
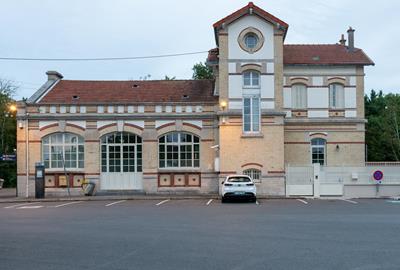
<box><xmin>100</xmin><ymin>132</ymin><xmax>143</xmax><ymax>190</ymax></box>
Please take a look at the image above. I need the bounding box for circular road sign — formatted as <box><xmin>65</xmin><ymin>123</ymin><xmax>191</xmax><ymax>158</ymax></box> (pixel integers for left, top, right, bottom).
<box><xmin>373</xmin><ymin>170</ymin><xmax>384</xmax><ymax>181</ymax></box>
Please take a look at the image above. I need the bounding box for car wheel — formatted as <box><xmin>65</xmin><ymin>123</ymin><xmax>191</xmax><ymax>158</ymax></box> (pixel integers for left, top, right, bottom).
<box><xmin>221</xmin><ymin>197</ymin><xmax>227</xmax><ymax>203</ymax></box>
<box><xmin>250</xmin><ymin>197</ymin><xmax>257</xmax><ymax>203</ymax></box>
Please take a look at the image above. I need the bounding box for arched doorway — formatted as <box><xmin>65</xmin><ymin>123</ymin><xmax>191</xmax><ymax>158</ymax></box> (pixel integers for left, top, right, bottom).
<box><xmin>100</xmin><ymin>132</ymin><xmax>142</xmax><ymax>190</ymax></box>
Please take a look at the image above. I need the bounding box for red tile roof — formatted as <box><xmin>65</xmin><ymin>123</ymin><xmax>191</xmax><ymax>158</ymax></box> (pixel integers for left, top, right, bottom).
<box><xmin>283</xmin><ymin>44</ymin><xmax>374</xmax><ymax>66</ymax></box>
<box><xmin>207</xmin><ymin>44</ymin><xmax>374</xmax><ymax>66</ymax></box>
<box><xmin>38</xmin><ymin>80</ymin><xmax>217</xmax><ymax>104</ymax></box>
<box><xmin>213</xmin><ymin>2</ymin><xmax>288</xmax><ymax>29</ymax></box>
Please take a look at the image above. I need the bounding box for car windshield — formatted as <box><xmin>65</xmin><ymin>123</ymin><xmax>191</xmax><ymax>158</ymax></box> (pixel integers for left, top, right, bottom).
<box><xmin>228</xmin><ymin>177</ymin><xmax>251</xmax><ymax>183</ymax></box>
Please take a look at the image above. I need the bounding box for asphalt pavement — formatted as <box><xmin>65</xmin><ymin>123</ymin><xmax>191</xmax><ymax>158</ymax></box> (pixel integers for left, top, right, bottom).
<box><xmin>1</xmin><ymin>198</ymin><xmax>400</xmax><ymax>270</ymax></box>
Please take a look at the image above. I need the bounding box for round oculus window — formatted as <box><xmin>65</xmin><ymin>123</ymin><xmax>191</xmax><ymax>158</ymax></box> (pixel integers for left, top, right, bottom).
<box><xmin>238</xmin><ymin>27</ymin><xmax>264</xmax><ymax>54</ymax></box>
<box><xmin>244</xmin><ymin>33</ymin><xmax>258</xmax><ymax>49</ymax></box>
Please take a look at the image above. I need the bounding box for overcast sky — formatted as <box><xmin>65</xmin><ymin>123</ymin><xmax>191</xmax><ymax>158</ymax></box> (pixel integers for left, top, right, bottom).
<box><xmin>1</xmin><ymin>0</ymin><xmax>399</xmax><ymax>100</ymax></box>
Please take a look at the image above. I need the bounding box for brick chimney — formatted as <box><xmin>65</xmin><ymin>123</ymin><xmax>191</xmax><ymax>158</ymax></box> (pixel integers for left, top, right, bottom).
<box><xmin>339</xmin><ymin>34</ymin><xmax>346</xmax><ymax>46</ymax></box>
<box><xmin>347</xmin><ymin>27</ymin><xmax>355</xmax><ymax>51</ymax></box>
<box><xmin>46</xmin><ymin>71</ymin><xmax>63</xmax><ymax>81</ymax></box>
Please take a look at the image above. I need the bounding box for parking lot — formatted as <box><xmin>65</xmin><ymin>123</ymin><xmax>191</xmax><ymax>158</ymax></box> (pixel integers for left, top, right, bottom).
<box><xmin>1</xmin><ymin>198</ymin><xmax>400</xmax><ymax>270</ymax></box>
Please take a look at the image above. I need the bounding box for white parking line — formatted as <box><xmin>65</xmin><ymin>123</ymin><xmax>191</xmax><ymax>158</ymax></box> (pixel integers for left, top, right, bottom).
<box><xmin>48</xmin><ymin>201</ymin><xmax>83</xmax><ymax>208</ymax></box>
<box><xmin>17</xmin><ymin>205</ymin><xmax>44</xmax><ymax>209</ymax></box>
<box><xmin>156</xmin><ymin>199</ymin><xmax>170</xmax><ymax>206</ymax></box>
<box><xmin>105</xmin><ymin>200</ymin><xmax>127</xmax><ymax>207</ymax></box>
<box><xmin>206</xmin><ymin>199</ymin><xmax>213</xmax><ymax>206</ymax></box>
<box><xmin>4</xmin><ymin>202</ymin><xmax>39</xmax><ymax>209</ymax></box>
<box><xmin>341</xmin><ymin>199</ymin><xmax>358</xmax><ymax>204</ymax></box>
<box><xmin>297</xmin><ymin>199</ymin><xmax>309</xmax><ymax>205</ymax></box>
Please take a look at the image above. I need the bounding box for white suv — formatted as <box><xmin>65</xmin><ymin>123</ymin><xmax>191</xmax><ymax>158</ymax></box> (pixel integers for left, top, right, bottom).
<box><xmin>221</xmin><ymin>175</ymin><xmax>257</xmax><ymax>203</ymax></box>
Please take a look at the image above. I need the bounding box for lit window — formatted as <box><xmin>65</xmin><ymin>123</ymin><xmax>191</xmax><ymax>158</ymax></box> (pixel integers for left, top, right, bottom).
<box><xmin>311</xmin><ymin>138</ymin><xmax>326</xmax><ymax>166</ymax></box>
<box><xmin>329</xmin><ymin>84</ymin><xmax>344</xmax><ymax>109</ymax></box>
<box><xmin>243</xmin><ymin>97</ymin><xmax>260</xmax><ymax>133</ymax></box>
<box><xmin>159</xmin><ymin>132</ymin><xmax>200</xmax><ymax>168</ymax></box>
<box><xmin>243</xmin><ymin>71</ymin><xmax>260</xmax><ymax>88</ymax></box>
<box><xmin>243</xmin><ymin>169</ymin><xmax>261</xmax><ymax>180</ymax></box>
<box><xmin>291</xmin><ymin>84</ymin><xmax>307</xmax><ymax>109</ymax></box>
<box><xmin>42</xmin><ymin>133</ymin><xmax>84</xmax><ymax>169</ymax></box>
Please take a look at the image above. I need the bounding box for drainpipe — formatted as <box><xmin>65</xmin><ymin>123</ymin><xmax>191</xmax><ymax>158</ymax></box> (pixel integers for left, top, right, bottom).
<box><xmin>25</xmin><ymin>117</ymin><xmax>29</xmax><ymax>197</ymax></box>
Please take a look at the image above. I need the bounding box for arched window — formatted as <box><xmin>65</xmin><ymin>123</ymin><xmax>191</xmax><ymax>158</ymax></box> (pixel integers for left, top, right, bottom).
<box><xmin>159</xmin><ymin>132</ymin><xmax>200</xmax><ymax>168</ymax></box>
<box><xmin>42</xmin><ymin>133</ymin><xmax>84</xmax><ymax>169</ymax></box>
<box><xmin>243</xmin><ymin>168</ymin><xmax>261</xmax><ymax>181</ymax></box>
<box><xmin>311</xmin><ymin>138</ymin><xmax>326</xmax><ymax>166</ymax></box>
<box><xmin>291</xmin><ymin>84</ymin><xmax>307</xmax><ymax>109</ymax></box>
<box><xmin>329</xmin><ymin>83</ymin><xmax>344</xmax><ymax>109</ymax></box>
<box><xmin>100</xmin><ymin>132</ymin><xmax>142</xmax><ymax>173</ymax></box>
<box><xmin>243</xmin><ymin>71</ymin><xmax>260</xmax><ymax>88</ymax></box>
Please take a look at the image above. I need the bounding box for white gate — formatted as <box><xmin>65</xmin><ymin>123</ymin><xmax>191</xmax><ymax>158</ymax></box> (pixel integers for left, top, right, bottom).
<box><xmin>319</xmin><ymin>166</ymin><xmax>344</xmax><ymax>196</ymax></box>
<box><xmin>286</xmin><ymin>166</ymin><xmax>314</xmax><ymax>196</ymax></box>
<box><xmin>100</xmin><ymin>132</ymin><xmax>143</xmax><ymax>190</ymax></box>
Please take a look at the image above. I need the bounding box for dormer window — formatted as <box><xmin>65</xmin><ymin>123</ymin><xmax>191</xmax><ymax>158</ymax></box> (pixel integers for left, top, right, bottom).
<box><xmin>243</xmin><ymin>71</ymin><xmax>260</xmax><ymax>88</ymax></box>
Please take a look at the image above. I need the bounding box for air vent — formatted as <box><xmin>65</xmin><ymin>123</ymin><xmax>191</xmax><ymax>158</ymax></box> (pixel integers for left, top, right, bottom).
<box><xmin>72</xmin><ymin>95</ymin><xmax>79</xmax><ymax>100</ymax></box>
<box><xmin>312</xmin><ymin>56</ymin><xmax>320</xmax><ymax>61</ymax></box>
<box><xmin>133</xmin><ymin>84</ymin><xmax>139</xmax><ymax>88</ymax></box>
<box><xmin>182</xmin><ymin>95</ymin><xmax>189</xmax><ymax>99</ymax></box>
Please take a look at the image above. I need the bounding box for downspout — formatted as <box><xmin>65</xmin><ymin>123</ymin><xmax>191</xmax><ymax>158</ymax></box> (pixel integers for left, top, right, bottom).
<box><xmin>25</xmin><ymin>117</ymin><xmax>29</xmax><ymax>197</ymax></box>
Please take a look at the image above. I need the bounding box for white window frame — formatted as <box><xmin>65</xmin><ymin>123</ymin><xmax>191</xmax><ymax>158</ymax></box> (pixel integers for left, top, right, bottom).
<box><xmin>291</xmin><ymin>84</ymin><xmax>307</xmax><ymax>109</ymax></box>
<box><xmin>242</xmin><ymin>96</ymin><xmax>261</xmax><ymax>133</ymax></box>
<box><xmin>311</xmin><ymin>138</ymin><xmax>326</xmax><ymax>166</ymax></box>
<box><xmin>42</xmin><ymin>133</ymin><xmax>84</xmax><ymax>170</ymax></box>
<box><xmin>243</xmin><ymin>71</ymin><xmax>260</xmax><ymax>88</ymax></box>
<box><xmin>243</xmin><ymin>168</ymin><xmax>261</xmax><ymax>180</ymax></box>
<box><xmin>329</xmin><ymin>83</ymin><xmax>345</xmax><ymax>109</ymax></box>
<box><xmin>158</xmin><ymin>132</ymin><xmax>200</xmax><ymax>169</ymax></box>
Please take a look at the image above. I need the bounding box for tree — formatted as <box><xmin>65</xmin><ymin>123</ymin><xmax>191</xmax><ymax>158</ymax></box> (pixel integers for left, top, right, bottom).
<box><xmin>0</xmin><ymin>79</ymin><xmax>17</xmax><ymax>155</ymax></box>
<box><xmin>365</xmin><ymin>90</ymin><xmax>400</xmax><ymax>161</ymax></box>
<box><xmin>192</xmin><ymin>62</ymin><xmax>214</xmax><ymax>80</ymax></box>
<box><xmin>0</xmin><ymin>79</ymin><xmax>17</xmax><ymax>187</ymax></box>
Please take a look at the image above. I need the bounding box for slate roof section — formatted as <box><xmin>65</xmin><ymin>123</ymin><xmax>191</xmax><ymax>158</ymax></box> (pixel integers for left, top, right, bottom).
<box><xmin>37</xmin><ymin>79</ymin><xmax>217</xmax><ymax>104</ymax></box>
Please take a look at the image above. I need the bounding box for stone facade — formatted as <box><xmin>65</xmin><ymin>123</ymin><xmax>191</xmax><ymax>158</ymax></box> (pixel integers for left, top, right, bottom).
<box><xmin>16</xmin><ymin>2</ymin><xmax>374</xmax><ymax>197</ymax></box>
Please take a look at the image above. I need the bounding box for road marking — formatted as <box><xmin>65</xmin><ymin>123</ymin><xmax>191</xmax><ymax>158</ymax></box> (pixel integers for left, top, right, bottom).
<box><xmin>4</xmin><ymin>202</ymin><xmax>39</xmax><ymax>209</ymax></box>
<box><xmin>255</xmin><ymin>201</ymin><xmax>260</xmax><ymax>205</ymax></box>
<box><xmin>105</xmin><ymin>200</ymin><xmax>127</xmax><ymax>207</ymax></box>
<box><xmin>49</xmin><ymin>201</ymin><xmax>83</xmax><ymax>208</ymax></box>
<box><xmin>17</xmin><ymin>205</ymin><xmax>44</xmax><ymax>209</ymax></box>
<box><xmin>156</xmin><ymin>199</ymin><xmax>170</xmax><ymax>206</ymax></box>
<box><xmin>206</xmin><ymin>199</ymin><xmax>213</xmax><ymax>206</ymax></box>
<box><xmin>386</xmin><ymin>200</ymin><xmax>400</xmax><ymax>204</ymax></box>
<box><xmin>297</xmin><ymin>199</ymin><xmax>308</xmax><ymax>205</ymax></box>
<box><xmin>341</xmin><ymin>199</ymin><xmax>358</xmax><ymax>204</ymax></box>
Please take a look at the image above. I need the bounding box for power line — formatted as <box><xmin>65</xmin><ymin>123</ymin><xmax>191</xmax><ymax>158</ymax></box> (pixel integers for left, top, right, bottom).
<box><xmin>0</xmin><ymin>51</ymin><xmax>209</xmax><ymax>62</ymax></box>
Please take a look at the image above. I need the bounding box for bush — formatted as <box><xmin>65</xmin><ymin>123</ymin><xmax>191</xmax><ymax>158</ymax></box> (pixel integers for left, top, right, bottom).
<box><xmin>0</xmin><ymin>161</ymin><xmax>17</xmax><ymax>188</ymax></box>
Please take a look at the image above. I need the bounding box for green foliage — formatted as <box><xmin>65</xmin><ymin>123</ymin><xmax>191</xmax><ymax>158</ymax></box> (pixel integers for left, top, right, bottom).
<box><xmin>365</xmin><ymin>90</ymin><xmax>400</xmax><ymax>161</ymax></box>
<box><xmin>0</xmin><ymin>161</ymin><xmax>16</xmax><ymax>187</ymax></box>
<box><xmin>0</xmin><ymin>79</ymin><xmax>17</xmax><ymax>155</ymax></box>
<box><xmin>192</xmin><ymin>62</ymin><xmax>214</xmax><ymax>80</ymax></box>
<box><xmin>164</xmin><ymin>75</ymin><xmax>176</xmax><ymax>80</ymax></box>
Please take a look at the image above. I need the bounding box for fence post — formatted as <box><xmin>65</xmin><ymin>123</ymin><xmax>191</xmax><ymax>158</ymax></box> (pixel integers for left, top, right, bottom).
<box><xmin>313</xmin><ymin>163</ymin><xmax>320</xmax><ymax>198</ymax></box>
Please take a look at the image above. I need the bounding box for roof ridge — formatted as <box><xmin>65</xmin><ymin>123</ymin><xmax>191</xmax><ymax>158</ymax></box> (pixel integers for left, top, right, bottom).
<box><xmin>60</xmin><ymin>79</ymin><xmax>214</xmax><ymax>83</ymax></box>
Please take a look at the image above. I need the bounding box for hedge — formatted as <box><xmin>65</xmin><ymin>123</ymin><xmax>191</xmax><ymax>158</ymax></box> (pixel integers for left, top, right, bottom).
<box><xmin>0</xmin><ymin>161</ymin><xmax>17</xmax><ymax>188</ymax></box>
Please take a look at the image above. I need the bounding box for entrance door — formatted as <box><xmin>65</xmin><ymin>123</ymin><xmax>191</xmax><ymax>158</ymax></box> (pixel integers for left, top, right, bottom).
<box><xmin>100</xmin><ymin>132</ymin><xmax>143</xmax><ymax>190</ymax></box>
